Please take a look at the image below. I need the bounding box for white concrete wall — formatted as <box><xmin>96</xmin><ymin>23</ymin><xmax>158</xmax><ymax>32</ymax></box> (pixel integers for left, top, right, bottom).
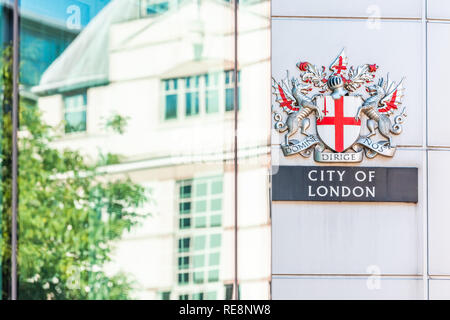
<box><xmin>271</xmin><ymin>0</ymin><xmax>450</xmax><ymax>300</ymax></box>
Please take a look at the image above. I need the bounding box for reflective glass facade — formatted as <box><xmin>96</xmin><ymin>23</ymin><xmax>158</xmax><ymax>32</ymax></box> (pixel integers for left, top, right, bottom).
<box><xmin>3</xmin><ymin>0</ymin><xmax>450</xmax><ymax>301</ymax></box>
<box><xmin>0</xmin><ymin>0</ymin><xmax>270</xmax><ymax>300</ymax></box>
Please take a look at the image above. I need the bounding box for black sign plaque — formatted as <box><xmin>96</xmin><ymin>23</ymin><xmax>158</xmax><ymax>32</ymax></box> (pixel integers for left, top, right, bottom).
<box><xmin>272</xmin><ymin>166</ymin><xmax>418</xmax><ymax>203</ymax></box>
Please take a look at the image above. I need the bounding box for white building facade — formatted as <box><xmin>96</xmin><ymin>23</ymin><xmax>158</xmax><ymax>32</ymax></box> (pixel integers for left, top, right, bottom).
<box><xmin>34</xmin><ymin>0</ymin><xmax>271</xmax><ymax>300</ymax></box>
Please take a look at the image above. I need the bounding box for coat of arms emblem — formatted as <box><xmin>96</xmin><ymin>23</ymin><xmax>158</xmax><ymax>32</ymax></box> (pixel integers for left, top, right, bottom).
<box><xmin>272</xmin><ymin>48</ymin><xmax>407</xmax><ymax>162</ymax></box>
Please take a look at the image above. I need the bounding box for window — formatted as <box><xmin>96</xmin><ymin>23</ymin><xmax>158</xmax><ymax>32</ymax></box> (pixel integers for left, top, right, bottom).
<box><xmin>178</xmin><ymin>272</ymin><xmax>189</xmax><ymax>285</ymax></box>
<box><xmin>142</xmin><ymin>0</ymin><xmax>170</xmax><ymax>16</ymax></box>
<box><xmin>64</xmin><ymin>91</ymin><xmax>87</xmax><ymax>133</ymax></box>
<box><xmin>162</xmin><ymin>70</ymin><xmax>240</xmax><ymax>121</ymax></box>
<box><xmin>224</xmin><ymin>284</ymin><xmax>240</xmax><ymax>300</ymax></box>
<box><xmin>178</xmin><ymin>238</ymin><xmax>190</xmax><ymax>253</ymax></box>
<box><xmin>225</xmin><ymin>70</ymin><xmax>241</xmax><ymax>111</ymax></box>
<box><xmin>179</xmin><ymin>291</ymin><xmax>217</xmax><ymax>300</ymax></box>
<box><xmin>164</xmin><ymin>79</ymin><xmax>178</xmax><ymax>120</ymax></box>
<box><xmin>179</xmin><ymin>217</ymin><xmax>191</xmax><ymax>229</ymax></box>
<box><xmin>159</xmin><ymin>291</ymin><xmax>171</xmax><ymax>300</ymax></box>
<box><xmin>177</xmin><ymin>233</ymin><xmax>222</xmax><ymax>287</ymax></box>
<box><xmin>192</xmin><ymin>292</ymin><xmax>204</xmax><ymax>300</ymax></box>
<box><xmin>185</xmin><ymin>76</ymin><xmax>200</xmax><ymax>116</ymax></box>
<box><xmin>177</xmin><ymin>177</ymin><xmax>223</xmax><ymax>230</ymax></box>
<box><xmin>205</xmin><ymin>73</ymin><xmax>220</xmax><ymax>114</ymax></box>
<box><xmin>225</xmin><ymin>284</ymin><xmax>233</xmax><ymax>300</ymax></box>
<box><xmin>176</xmin><ymin>176</ymin><xmax>223</xmax><ymax>298</ymax></box>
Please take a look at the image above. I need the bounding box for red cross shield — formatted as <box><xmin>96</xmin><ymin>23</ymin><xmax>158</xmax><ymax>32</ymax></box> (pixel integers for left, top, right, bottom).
<box><xmin>315</xmin><ymin>96</ymin><xmax>362</xmax><ymax>153</ymax></box>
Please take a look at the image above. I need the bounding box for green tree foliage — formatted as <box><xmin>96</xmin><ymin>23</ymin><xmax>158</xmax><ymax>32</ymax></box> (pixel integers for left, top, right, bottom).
<box><xmin>1</xmin><ymin>43</ymin><xmax>13</xmax><ymax>300</ymax></box>
<box><xmin>1</xmin><ymin>46</ymin><xmax>149</xmax><ymax>299</ymax></box>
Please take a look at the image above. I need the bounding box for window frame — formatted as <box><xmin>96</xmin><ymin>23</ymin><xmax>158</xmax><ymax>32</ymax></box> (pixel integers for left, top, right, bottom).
<box><xmin>163</xmin><ymin>78</ymin><xmax>179</xmax><ymax>121</ymax></box>
<box><xmin>141</xmin><ymin>0</ymin><xmax>171</xmax><ymax>17</ymax></box>
<box><xmin>161</xmin><ymin>70</ymin><xmax>240</xmax><ymax>123</ymax></box>
<box><xmin>224</xmin><ymin>70</ymin><xmax>241</xmax><ymax>112</ymax></box>
<box><xmin>174</xmin><ymin>176</ymin><xmax>224</xmax><ymax>298</ymax></box>
<box><xmin>62</xmin><ymin>89</ymin><xmax>88</xmax><ymax>134</ymax></box>
<box><xmin>184</xmin><ymin>75</ymin><xmax>200</xmax><ymax>117</ymax></box>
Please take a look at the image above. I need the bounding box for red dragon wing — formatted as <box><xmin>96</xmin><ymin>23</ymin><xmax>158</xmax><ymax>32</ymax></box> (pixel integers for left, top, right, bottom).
<box><xmin>378</xmin><ymin>79</ymin><xmax>405</xmax><ymax>115</ymax></box>
<box><xmin>272</xmin><ymin>75</ymin><xmax>299</xmax><ymax>112</ymax></box>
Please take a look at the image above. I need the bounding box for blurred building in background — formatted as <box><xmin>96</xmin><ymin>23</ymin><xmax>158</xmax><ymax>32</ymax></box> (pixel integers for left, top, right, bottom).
<box><xmin>1</xmin><ymin>0</ymin><xmax>111</xmax><ymax>298</ymax></box>
<box><xmin>32</xmin><ymin>0</ymin><xmax>270</xmax><ymax>300</ymax></box>
<box><xmin>1</xmin><ymin>0</ymin><xmax>81</xmax><ymax>101</ymax></box>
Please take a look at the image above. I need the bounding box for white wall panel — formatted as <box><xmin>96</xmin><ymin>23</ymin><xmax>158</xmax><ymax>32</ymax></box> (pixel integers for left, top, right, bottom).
<box><xmin>272</xmin><ymin>148</ymin><xmax>423</xmax><ymax>275</ymax></box>
<box><xmin>272</xmin><ymin>202</ymin><xmax>421</xmax><ymax>275</ymax></box>
<box><xmin>272</xmin><ymin>0</ymin><xmax>422</xmax><ymax>19</ymax></box>
<box><xmin>272</xmin><ymin>19</ymin><xmax>423</xmax><ymax>147</ymax></box>
<box><xmin>272</xmin><ymin>276</ymin><xmax>424</xmax><ymax>300</ymax></box>
<box><xmin>428</xmin><ymin>0</ymin><xmax>450</xmax><ymax>20</ymax></box>
<box><xmin>429</xmin><ymin>280</ymin><xmax>450</xmax><ymax>299</ymax></box>
<box><xmin>428</xmin><ymin>150</ymin><xmax>450</xmax><ymax>275</ymax></box>
<box><xmin>428</xmin><ymin>23</ymin><xmax>450</xmax><ymax>147</ymax></box>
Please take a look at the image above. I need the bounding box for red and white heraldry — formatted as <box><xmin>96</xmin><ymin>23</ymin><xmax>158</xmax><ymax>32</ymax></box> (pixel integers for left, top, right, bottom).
<box><xmin>315</xmin><ymin>96</ymin><xmax>362</xmax><ymax>153</ymax></box>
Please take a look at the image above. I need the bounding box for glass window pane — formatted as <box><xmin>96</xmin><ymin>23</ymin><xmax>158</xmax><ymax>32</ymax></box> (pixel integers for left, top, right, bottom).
<box><xmin>179</xmin><ymin>202</ymin><xmax>191</xmax><ymax>214</ymax></box>
<box><xmin>160</xmin><ymin>291</ymin><xmax>171</xmax><ymax>300</ymax></box>
<box><xmin>211</xmin><ymin>199</ymin><xmax>222</xmax><ymax>211</ymax></box>
<box><xmin>64</xmin><ymin>92</ymin><xmax>87</xmax><ymax>133</ymax></box>
<box><xmin>178</xmin><ymin>273</ymin><xmax>189</xmax><ymax>285</ymax></box>
<box><xmin>211</xmin><ymin>181</ymin><xmax>223</xmax><ymax>194</ymax></box>
<box><xmin>205</xmin><ymin>291</ymin><xmax>217</xmax><ymax>300</ymax></box>
<box><xmin>194</xmin><ymin>236</ymin><xmax>206</xmax><ymax>251</ymax></box>
<box><xmin>225</xmin><ymin>284</ymin><xmax>233</xmax><ymax>300</ymax></box>
<box><xmin>179</xmin><ymin>218</ymin><xmax>191</xmax><ymax>229</ymax></box>
<box><xmin>208</xmin><ymin>270</ymin><xmax>219</xmax><ymax>283</ymax></box>
<box><xmin>178</xmin><ymin>238</ymin><xmax>190</xmax><ymax>253</ymax></box>
<box><xmin>180</xmin><ymin>185</ymin><xmax>191</xmax><ymax>198</ymax></box>
<box><xmin>178</xmin><ymin>256</ymin><xmax>189</xmax><ymax>269</ymax></box>
<box><xmin>146</xmin><ymin>1</ymin><xmax>169</xmax><ymax>15</ymax></box>
<box><xmin>193</xmin><ymin>255</ymin><xmax>205</xmax><ymax>268</ymax></box>
<box><xmin>65</xmin><ymin>110</ymin><xmax>87</xmax><ymax>133</ymax></box>
<box><xmin>206</xmin><ymin>90</ymin><xmax>219</xmax><ymax>114</ymax></box>
<box><xmin>165</xmin><ymin>94</ymin><xmax>177</xmax><ymax>119</ymax></box>
<box><xmin>192</xmin><ymin>292</ymin><xmax>204</xmax><ymax>300</ymax></box>
<box><xmin>195</xmin><ymin>216</ymin><xmax>206</xmax><ymax>228</ymax></box>
<box><xmin>225</xmin><ymin>87</ymin><xmax>234</xmax><ymax>111</ymax></box>
<box><xmin>210</xmin><ymin>234</ymin><xmax>221</xmax><ymax>248</ymax></box>
<box><xmin>211</xmin><ymin>215</ymin><xmax>222</xmax><ymax>227</ymax></box>
<box><xmin>186</xmin><ymin>92</ymin><xmax>199</xmax><ymax>116</ymax></box>
<box><xmin>195</xmin><ymin>200</ymin><xmax>207</xmax><ymax>213</ymax></box>
<box><xmin>205</xmin><ymin>73</ymin><xmax>219</xmax><ymax>87</ymax></box>
<box><xmin>195</xmin><ymin>183</ymin><xmax>207</xmax><ymax>197</ymax></box>
<box><xmin>209</xmin><ymin>253</ymin><xmax>220</xmax><ymax>266</ymax></box>
<box><xmin>193</xmin><ymin>272</ymin><xmax>204</xmax><ymax>284</ymax></box>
